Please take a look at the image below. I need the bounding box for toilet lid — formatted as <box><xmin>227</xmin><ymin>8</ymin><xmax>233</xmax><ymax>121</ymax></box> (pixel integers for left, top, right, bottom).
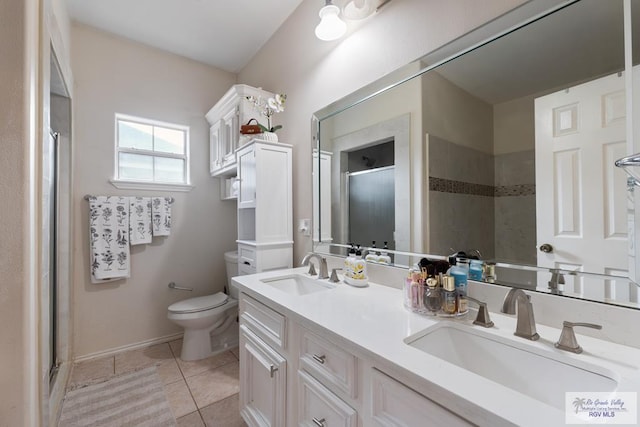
<box><xmin>168</xmin><ymin>292</ymin><xmax>229</xmax><ymax>314</ymax></box>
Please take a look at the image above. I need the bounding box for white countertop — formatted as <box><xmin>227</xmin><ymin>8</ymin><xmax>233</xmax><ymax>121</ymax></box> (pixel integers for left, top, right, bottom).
<box><xmin>232</xmin><ymin>267</ymin><xmax>640</xmax><ymax>427</ymax></box>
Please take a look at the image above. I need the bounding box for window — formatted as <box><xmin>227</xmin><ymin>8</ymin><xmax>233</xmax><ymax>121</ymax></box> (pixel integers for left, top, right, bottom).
<box><xmin>112</xmin><ymin>114</ymin><xmax>192</xmax><ymax>190</ymax></box>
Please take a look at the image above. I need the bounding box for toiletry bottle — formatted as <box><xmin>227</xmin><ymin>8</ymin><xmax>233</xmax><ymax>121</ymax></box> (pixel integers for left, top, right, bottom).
<box><xmin>352</xmin><ymin>245</ymin><xmax>367</xmax><ymax>281</ymax></box>
<box><xmin>365</xmin><ymin>241</ymin><xmax>378</xmax><ymax>263</ymax></box>
<box><xmin>484</xmin><ymin>262</ymin><xmax>497</xmax><ymax>283</ymax></box>
<box><xmin>404</xmin><ymin>268</ymin><xmax>416</xmax><ymax>308</ymax></box>
<box><xmin>423</xmin><ymin>276</ymin><xmax>441</xmax><ymax>315</ymax></box>
<box><xmin>378</xmin><ymin>241</ymin><xmax>392</xmax><ymax>265</ymax></box>
<box><xmin>441</xmin><ymin>275</ymin><xmax>457</xmax><ymax>315</ymax></box>
<box><xmin>469</xmin><ymin>259</ymin><xmax>484</xmax><ymax>281</ymax></box>
<box><xmin>410</xmin><ymin>270</ymin><xmax>423</xmax><ymax>311</ymax></box>
<box><xmin>449</xmin><ymin>258</ymin><xmax>469</xmax><ymax>315</ymax></box>
<box><xmin>344</xmin><ymin>244</ymin><xmax>356</xmax><ymax>279</ymax></box>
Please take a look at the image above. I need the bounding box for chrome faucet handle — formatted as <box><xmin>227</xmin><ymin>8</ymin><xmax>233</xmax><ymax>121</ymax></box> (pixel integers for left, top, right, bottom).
<box><xmin>329</xmin><ymin>268</ymin><xmax>342</xmax><ymax>283</ymax></box>
<box><xmin>554</xmin><ymin>321</ymin><xmax>602</xmax><ymax>354</ymax></box>
<box><xmin>465</xmin><ymin>296</ymin><xmax>494</xmax><ymax>328</ymax></box>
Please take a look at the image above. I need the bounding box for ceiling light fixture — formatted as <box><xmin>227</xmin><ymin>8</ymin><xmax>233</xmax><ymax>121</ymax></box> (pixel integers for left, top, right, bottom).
<box><xmin>343</xmin><ymin>0</ymin><xmax>375</xmax><ymax>20</ymax></box>
<box><xmin>315</xmin><ymin>0</ymin><xmax>347</xmax><ymax>41</ymax></box>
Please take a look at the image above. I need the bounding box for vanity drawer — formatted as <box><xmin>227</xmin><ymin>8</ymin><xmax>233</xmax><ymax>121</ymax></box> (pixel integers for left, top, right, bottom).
<box><xmin>300</xmin><ymin>329</ymin><xmax>357</xmax><ymax>398</ymax></box>
<box><xmin>238</xmin><ymin>244</ymin><xmax>256</xmax><ymax>264</ymax></box>
<box><xmin>370</xmin><ymin>369</ymin><xmax>472</xmax><ymax>427</ymax></box>
<box><xmin>298</xmin><ymin>370</ymin><xmax>357</xmax><ymax>427</ymax></box>
<box><xmin>240</xmin><ymin>294</ymin><xmax>287</xmax><ymax>350</ymax></box>
<box><xmin>238</xmin><ymin>262</ymin><xmax>256</xmax><ymax>276</ymax></box>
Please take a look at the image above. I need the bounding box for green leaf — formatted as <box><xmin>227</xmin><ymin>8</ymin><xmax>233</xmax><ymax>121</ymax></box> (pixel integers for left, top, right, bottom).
<box><xmin>271</xmin><ymin>125</ymin><xmax>283</xmax><ymax>132</ymax></box>
<box><xmin>258</xmin><ymin>124</ymin><xmax>269</xmax><ymax>132</ymax></box>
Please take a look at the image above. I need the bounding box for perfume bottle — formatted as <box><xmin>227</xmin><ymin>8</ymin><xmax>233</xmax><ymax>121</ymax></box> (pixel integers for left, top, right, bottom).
<box><xmin>441</xmin><ymin>275</ymin><xmax>457</xmax><ymax>315</ymax></box>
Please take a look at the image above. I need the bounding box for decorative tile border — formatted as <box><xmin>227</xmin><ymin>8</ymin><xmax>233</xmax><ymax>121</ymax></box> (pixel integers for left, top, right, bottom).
<box><xmin>494</xmin><ymin>184</ymin><xmax>536</xmax><ymax>197</ymax></box>
<box><xmin>429</xmin><ymin>177</ymin><xmax>535</xmax><ymax>197</ymax></box>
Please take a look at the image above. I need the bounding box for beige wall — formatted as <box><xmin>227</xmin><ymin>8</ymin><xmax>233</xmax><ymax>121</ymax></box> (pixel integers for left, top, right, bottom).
<box><xmin>70</xmin><ymin>24</ymin><xmax>238</xmax><ymax>358</ymax></box>
<box><xmin>423</xmin><ymin>72</ymin><xmax>494</xmax><ymax>154</ymax></box>
<box><xmin>493</xmin><ymin>95</ymin><xmax>535</xmax><ymax>155</ymax></box>
<box><xmin>238</xmin><ymin>0</ymin><xmax>527</xmax><ymax>264</ymax></box>
<box><xmin>0</xmin><ymin>2</ymin><xmax>31</xmax><ymax>424</ymax></box>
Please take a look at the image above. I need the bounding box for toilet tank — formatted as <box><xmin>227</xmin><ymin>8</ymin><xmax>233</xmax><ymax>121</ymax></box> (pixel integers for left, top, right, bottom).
<box><xmin>224</xmin><ymin>251</ymin><xmax>239</xmax><ymax>299</ymax></box>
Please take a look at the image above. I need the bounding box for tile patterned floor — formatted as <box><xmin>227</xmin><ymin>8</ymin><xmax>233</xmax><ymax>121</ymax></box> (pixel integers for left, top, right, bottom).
<box><xmin>67</xmin><ymin>340</ymin><xmax>246</xmax><ymax>426</ymax></box>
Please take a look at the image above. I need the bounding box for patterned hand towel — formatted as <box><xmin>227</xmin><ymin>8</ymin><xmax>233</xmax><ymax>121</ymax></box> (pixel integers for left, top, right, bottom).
<box><xmin>151</xmin><ymin>197</ymin><xmax>172</xmax><ymax>236</ymax></box>
<box><xmin>129</xmin><ymin>197</ymin><xmax>152</xmax><ymax>245</ymax></box>
<box><xmin>89</xmin><ymin>196</ymin><xmax>130</xmax><ymax>282</ymax></box>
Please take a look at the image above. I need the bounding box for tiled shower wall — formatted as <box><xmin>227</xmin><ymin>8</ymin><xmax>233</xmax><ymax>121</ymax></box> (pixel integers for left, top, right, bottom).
<box><xmin>428</xmin><ymin>136</ymin><xmax>536</xmax><ymax>264</ymax></box>
<box><xmin>494</xmin><ymin>150</ymin><xmax>536</xmax><ymax>264</ymax></box>
<box><xmin>428</xmin><ymin>136</ymin><xmax>495</xmax><ymax>259</ymax></box>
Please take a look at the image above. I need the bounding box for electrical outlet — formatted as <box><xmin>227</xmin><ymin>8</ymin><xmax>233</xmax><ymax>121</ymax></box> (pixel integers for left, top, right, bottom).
<box><xmin>299</xmin><ymin>219</ymin><xmax>311</xmax><ymax>236</ymax></box>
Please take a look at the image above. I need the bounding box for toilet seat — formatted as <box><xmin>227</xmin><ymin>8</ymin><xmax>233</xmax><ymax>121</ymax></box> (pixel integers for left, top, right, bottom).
<box><xmin>168</xmin><ymin>292</ymin><xmax>229</xmax><ymax>314</ymax></box>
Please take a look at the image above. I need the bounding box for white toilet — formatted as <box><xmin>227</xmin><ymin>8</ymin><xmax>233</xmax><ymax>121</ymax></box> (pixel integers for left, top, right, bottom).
<box><xmin>168</xmin><ymin>251</ymin><xmax>240</xmax><ymax>361</ymax></box>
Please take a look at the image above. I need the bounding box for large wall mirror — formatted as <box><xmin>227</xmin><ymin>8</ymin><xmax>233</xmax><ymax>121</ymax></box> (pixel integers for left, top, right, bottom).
<box><xmin>312</xmin><ymin>0</ymin><xmax>640</xmax><ymax>309</ymax></box>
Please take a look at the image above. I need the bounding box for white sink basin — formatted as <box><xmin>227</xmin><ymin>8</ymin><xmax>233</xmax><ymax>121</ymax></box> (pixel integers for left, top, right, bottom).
<box><xmin>405</xmin><ymin>323</ymin><xmax>618</xmax><ymax>409</ymax></box>
<box><xmin>261</xmin><ymin>274</ymin><xmax>335</xmax><ymax>296</ymax></box>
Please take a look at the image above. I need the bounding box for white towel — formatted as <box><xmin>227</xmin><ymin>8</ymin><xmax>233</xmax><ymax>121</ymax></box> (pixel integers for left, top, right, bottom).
<box><xmin>89</xmin><ymin>196</ymin><xmax>130</xmax><ymax>282</ymax></box>
<box><xmin>129</xmin><ymin>197</ymin><xmax>152</xmax><ymax>245</ymax></box>
<box><xmin>151</xmin><ymin>197</ymin><xmax>172</xmax><ymax>236</ymax></box>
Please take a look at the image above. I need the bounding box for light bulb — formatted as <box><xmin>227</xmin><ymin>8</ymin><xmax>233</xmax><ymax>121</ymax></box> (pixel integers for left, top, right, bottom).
<box><xmin>343</xmin><ymin>0</ymin><xmax>374</xmax><ymax>20</ymax></box>
<box><xmin>315</xmin><ymin>3</ymin><xmax>347</xmax><ymax>41</ymax></box>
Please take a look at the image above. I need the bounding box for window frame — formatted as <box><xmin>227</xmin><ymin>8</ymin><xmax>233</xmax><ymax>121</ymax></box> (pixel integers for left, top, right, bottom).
<box><xmin>111</xmin><ymin>113</ymin><xmax>193</xmax><ymax>191</ymax></box>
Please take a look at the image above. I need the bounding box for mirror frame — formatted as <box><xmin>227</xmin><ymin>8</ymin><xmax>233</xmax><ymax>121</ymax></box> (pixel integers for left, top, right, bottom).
<box><xmin>311</xmin><ymin>0</ymin><xmax>640</xmax><ymax>309</ymax></box>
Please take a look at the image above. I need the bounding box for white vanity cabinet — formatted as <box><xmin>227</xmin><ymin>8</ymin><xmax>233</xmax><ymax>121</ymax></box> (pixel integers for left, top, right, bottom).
<box><xmin>206</xmin><ymin>84</ymin><xmax>275</xmax><ymax>186</ymax></box>
<box><xmin>236</xmin><ymin>291</ymin><xmax>477</xmax><ymax>427</ymax></box>
<box><xmin>237</xmin><ymin>139</ymin><xmax>293</xmax><ymax>275</ymax></box>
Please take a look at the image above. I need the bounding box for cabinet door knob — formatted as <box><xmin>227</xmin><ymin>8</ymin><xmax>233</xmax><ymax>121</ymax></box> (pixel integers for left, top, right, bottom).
<box><xmin>243</xmin><ymin>261</ymin><xmax>251</xmax><ymax>266</ymax></box>
<box><xmin>269</xmin><ymin>365</ymin><xmax>278</xmax><ymax>378</ymax></box>
<box><xmin>312</xmin><ymin>354</ymin><xmax>326</xmax><ymax>364</ymax></box>
<box><xmin>312</xmin><ymin>417</ymin><xmax>326</xmax><ymax>427</ymax></box>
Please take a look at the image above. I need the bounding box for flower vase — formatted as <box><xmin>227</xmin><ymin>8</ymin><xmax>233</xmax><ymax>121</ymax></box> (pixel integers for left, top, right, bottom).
<box><xmin>261</xmin><ymin>131</ymin><xmax>278</xmax><ymax>142</ymax></box>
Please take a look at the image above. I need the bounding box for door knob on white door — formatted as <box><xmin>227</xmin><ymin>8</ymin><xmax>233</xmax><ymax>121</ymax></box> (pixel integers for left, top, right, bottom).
<box><xmin>539</xmin><ymin>243</ymin><xmax>553</xmax><ymax>253</ymax></box>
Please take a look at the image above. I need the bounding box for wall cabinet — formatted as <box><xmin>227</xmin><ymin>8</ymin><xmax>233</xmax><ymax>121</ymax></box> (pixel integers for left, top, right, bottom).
<box><xmin>237</xmin><ymin>139</ymin><xmax>293</xmax><ymax>274</ymax></box>
<box><xmin>206</xmin><ymin>84</ymin><xmax>275</xmax><ymax>196</ymax></box>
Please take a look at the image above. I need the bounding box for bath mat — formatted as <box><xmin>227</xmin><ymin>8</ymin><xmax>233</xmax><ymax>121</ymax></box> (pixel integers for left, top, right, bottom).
<box><xmin>58</xmin><ymin>366</ymin><xmax>176</xmax><ymax>427</ymax></box>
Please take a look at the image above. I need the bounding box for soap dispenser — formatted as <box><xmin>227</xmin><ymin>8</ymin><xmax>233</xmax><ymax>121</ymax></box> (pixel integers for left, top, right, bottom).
<box><xmin>365</xmin><ymin>241</ymin><xmax>379</xmax><ymax>263</ymax></box>
<box><xmin>344</xmin><ymin>244</ymin><xmax>356</xmax><ymax>279</ymax></box>
<box><xmin>345</xmin><ymin>244</ymin><xmax>368</xmax><ymax>287</ymax></box>
<box><xmin>378</xmin><ymin>241</ymin><xmax>392</xmax><ymax>265</ymax></box>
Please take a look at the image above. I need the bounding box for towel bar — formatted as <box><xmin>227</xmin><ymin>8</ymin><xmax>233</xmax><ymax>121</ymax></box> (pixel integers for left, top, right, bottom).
<box><xmin>168</xmin><ymin>282</ymin><xmax>192</xmax><ymax>291</ymax></box>
<box><xmin>84</xmin><ymin>194</ymin><xmax>175</xmax><ymax>203</ymax></box>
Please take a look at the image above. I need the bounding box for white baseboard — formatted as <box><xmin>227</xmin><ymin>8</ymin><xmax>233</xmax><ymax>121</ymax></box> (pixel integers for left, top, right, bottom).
<box><xmin>73</xmin><ymin>332</ymin><xmax>184</xmax><ymax>363</ymax></box>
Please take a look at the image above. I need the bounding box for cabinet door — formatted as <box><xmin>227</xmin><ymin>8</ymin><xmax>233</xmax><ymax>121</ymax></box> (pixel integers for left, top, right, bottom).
<box><xmin>239</xmin><ymin>325</ymin><xmax>287</xmax><ymax>427</ymax></box>
<box><xmin>238</xmin><ymin>146</ymin><xmax>257</xmax><ymax>208</ymax></box>
<box><xmin>255</xmin><ymin>143</ymin><xmax>292</xmax><ymax>242</ymax></box>
<box><xmin>209</xmin><ymin>122</ymin><xmax>222</xmax><ymax>175</ymax></box>
<box><xmin>222</xmin><ymin>107</ymin><xmax>239</xmax><ymax>164</ymax></box>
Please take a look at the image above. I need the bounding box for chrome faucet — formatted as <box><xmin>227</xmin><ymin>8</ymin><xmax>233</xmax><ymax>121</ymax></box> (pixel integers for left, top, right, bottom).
<box><xmin>501</xmin><ymin>288</ymin><xmax>540</xmax><ymax>340</ymax></box>
<box><xmin>301</xmin><ymin>253</ymin><xmax>329</xmax><ymax>279</ymax></box>
<box><xmin>548</xmin><ymin>269</ymin><xmax>565</xmax><ymax>295</ymax></box>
